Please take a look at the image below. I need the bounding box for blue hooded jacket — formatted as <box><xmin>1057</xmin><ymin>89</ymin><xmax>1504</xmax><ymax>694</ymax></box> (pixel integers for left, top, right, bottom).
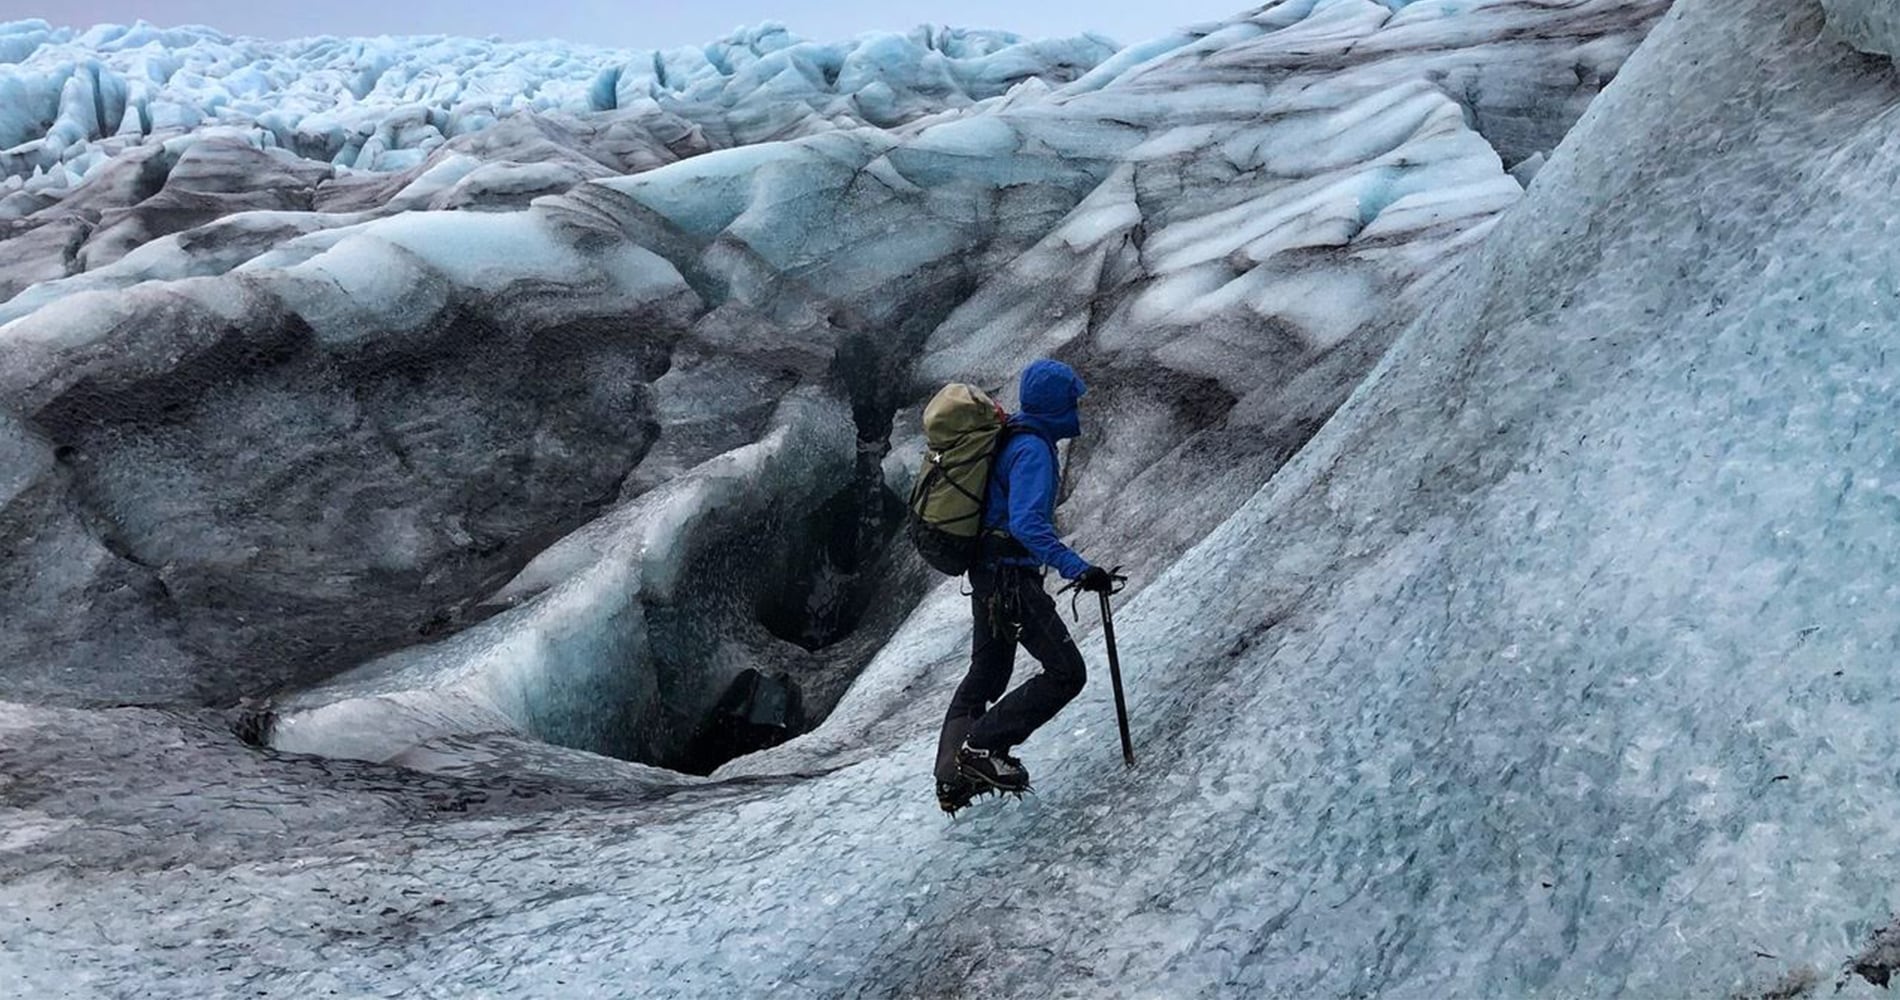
<box><xmin>982</xmin><ymin>359</ymin><xmax>1093</xmax><ymax>580</ymax></box>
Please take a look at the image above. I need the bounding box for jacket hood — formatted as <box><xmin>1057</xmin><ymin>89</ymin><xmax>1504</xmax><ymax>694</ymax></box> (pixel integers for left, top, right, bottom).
<box><xmin>1013</xmin><ymin>359</ymin><xmax>1086</xmax><ymax>441</ymax></box>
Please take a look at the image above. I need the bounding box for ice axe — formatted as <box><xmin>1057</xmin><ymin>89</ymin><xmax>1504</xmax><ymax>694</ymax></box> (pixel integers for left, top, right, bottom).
<box><xmin>1062</xmin><ymin>566</ymin><xmax>1135</xmax><ymax>768</ymax></box>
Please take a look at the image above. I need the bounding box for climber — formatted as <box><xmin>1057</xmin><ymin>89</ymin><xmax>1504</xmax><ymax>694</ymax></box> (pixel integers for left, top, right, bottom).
<box><xmin>933</xmin><ymin>358</ymin><xmax>1117</xmax><ymax>812</ymax></box>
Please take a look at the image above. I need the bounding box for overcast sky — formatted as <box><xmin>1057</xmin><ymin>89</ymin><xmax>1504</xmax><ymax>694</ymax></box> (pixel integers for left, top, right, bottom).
<box><xmin>7</xmin><ymin>1</ymin><xmax>1251</xmax><ymax>49</ymax></box>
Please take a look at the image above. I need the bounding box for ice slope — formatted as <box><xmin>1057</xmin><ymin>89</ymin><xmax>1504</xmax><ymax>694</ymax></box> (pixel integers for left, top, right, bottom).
<box><xmin>24</xmin><ymin>0</ymin><xmax>1900</xmax><ymax>997</ymax></box>
<box><xmin>1824</xmin><ymin>0</ymin><xmax>1900</xmax><ymax>56</ymax></box>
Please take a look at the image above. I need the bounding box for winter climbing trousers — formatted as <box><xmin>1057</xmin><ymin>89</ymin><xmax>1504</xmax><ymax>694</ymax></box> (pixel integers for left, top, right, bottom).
<box><xmin>935</xmin><ymin>561</ymin><xmax>1087</xmax><ymax>775</ymax></box>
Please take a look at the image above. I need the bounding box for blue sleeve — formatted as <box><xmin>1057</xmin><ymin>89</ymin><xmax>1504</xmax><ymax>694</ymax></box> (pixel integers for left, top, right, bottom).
<box><xmin>1004</xmin><ymin>439</ymin><xmax>1092</xmax><ymax>580</ymax></box>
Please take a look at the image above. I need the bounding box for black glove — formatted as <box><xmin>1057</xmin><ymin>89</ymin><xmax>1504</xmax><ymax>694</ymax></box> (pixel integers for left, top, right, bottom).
<box><xmin>1077</xmin><ymin>566</ymin><xmax>1116</xmax><ymax>593</ymax></box>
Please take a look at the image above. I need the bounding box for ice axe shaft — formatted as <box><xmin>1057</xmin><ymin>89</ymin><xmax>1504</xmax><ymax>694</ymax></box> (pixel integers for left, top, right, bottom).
<box><xmin>1099</xmin><ymin>590</ymin><xmax>1135</xmax><ymax>768</ymax></box>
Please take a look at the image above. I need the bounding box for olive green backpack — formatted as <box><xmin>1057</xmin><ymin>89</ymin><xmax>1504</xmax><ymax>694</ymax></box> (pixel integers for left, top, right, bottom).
<box><xmin>905</xmin><ymin>383</ymin><xmax>1009</xmax><ymax>575</ymax></box>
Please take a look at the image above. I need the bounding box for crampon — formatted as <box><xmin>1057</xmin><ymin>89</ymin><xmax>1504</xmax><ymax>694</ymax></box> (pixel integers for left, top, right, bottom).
<box><xmin>939</xmin><ymin>745</ymin><xmax>1034</xmax><ymax>817</ymax></box>
<box><xmin>937</xmin><ymin>777</ymin><xmax>1032</xmax><ymax>817</ymax></box>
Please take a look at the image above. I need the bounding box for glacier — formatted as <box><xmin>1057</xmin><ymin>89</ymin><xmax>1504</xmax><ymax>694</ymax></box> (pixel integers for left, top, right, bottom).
<box><xmin>6</xmin><ymin>0</ymin><xmax>1900</xmax><ymax>997</ymax></box>
<box><xmin>0</xmin><ymin>0</ymin><xmax>1654</xmax><ymax>764</ymax></box>
<box><xmin>0</xmin><ymin>18</ymin><xmax>1115</xmax><ymax>297</ymax></box>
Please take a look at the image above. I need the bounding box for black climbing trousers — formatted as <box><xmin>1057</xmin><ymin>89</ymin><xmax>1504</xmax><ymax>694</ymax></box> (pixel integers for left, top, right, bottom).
<box><xmin>935</xmin><ymin>562</ymin><xmax>1087</xmax><ymax>776</ymax></box>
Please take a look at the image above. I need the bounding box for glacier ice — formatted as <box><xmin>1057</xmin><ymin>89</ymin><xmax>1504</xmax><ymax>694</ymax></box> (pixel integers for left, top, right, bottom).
<box><xmin>269</xmin><ymin>391</ymin><xmax>867</xmax><ymax>769</ymax></box>
<box><xmin>1823</xmin><ymin>0</ymin><xmax>1900</xmax><ymax>58</ymax></box>
<box><xmin>0</xmin><ymin>19</ymin><xmax>1115</xmax><ymax>297</ymax></box>
<box><xmin>0</xmin><ymin>18</ymin><xmax>1114</xmax><ymax>188</ymax></box>
<box><xmin>0</xmin><ymin>0</ymin><xmax>1652</xmax><ymax>730</ymax></box>
<box><xmin>17</xmin><ymin>0</ymin><xmax>1900</xmax><ymax>997</ymax></box>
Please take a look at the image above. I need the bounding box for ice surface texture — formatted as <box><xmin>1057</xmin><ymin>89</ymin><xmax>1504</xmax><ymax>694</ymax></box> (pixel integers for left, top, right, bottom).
<box><xmin>1823</xmin><ymin>0</ymin><xmax>1900</xmax><ymax>57</ymax></box>
<box><xmin>53</xmin><ymin>1</ymin><xmax>1900</xmax><ymax>998</ymax></box>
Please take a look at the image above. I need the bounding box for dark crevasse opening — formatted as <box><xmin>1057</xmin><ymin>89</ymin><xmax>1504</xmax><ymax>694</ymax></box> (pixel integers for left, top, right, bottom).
<box><xmin>649</xmin><ymin>330</ymin><xmax>933</xmax><ymax>775</ymax></box>
<box><xmin>755</xmin><ymin>468</ymin><xmax>910</xmax><ymax>652</ymax></box>
<box><xmin>658</xmin><ymin>461</ymin><xmax>910</xmax><ymax>776</ymax></box>
<box><xmin>671</xmin><ymin>668</ymin><xmax>809</xmax><ymax>776</ymax></box>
